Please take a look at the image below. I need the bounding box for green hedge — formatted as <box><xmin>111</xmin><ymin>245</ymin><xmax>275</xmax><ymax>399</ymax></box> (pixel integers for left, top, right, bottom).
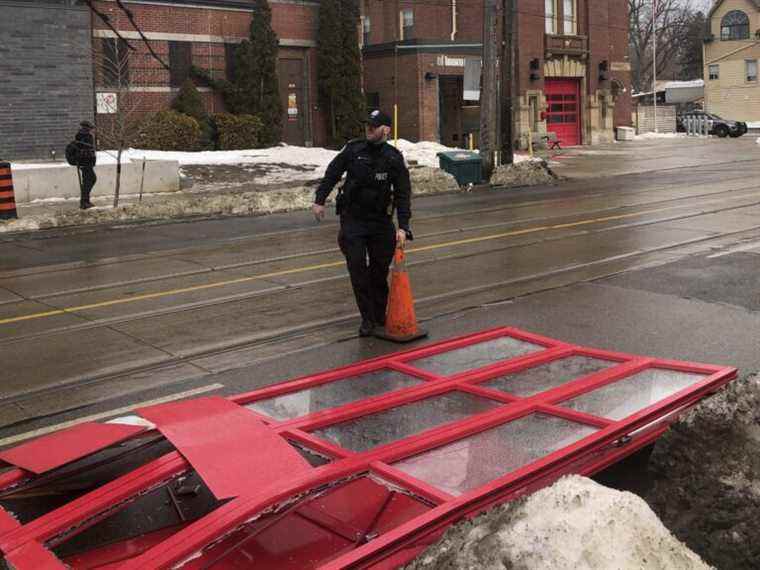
<box><xmin>135</xmin><ymin>110</ymin><xmax>201</xmax><ymax>151</ymax></box>
<box><xmin>213</xmin><ymin>113</ymin><xmax>263</xmax><ymax>150</ymax></box>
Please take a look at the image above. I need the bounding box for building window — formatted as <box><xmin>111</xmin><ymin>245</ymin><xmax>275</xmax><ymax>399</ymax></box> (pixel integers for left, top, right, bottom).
<box><xmin>100</xmin><ymin>38</ymin><xmax>130</xmax><ymax>87</ymax></box>
<box><xmin>563</xmin><ymin>0</ymin><xmax>576</xmax><ymax>35</ymax></box>
<box><xmin>721</xmin><ymin>10</ymin><xmax>749</xmax><ymax>41</ymax></box>
<box><xmin>708</xmin><ymin>64</ymin><xmax>719</xmax><ymax>80</ymax></box>
<box><xmin>401</xmin><ymin>9</ymin><xmax>414</xmax><ymax>40</ymax></box>
<box><xmin>363</xmin><ymin>16</ymin><xmax>371</xmax><ymax>45</ymax></box>
<box><xmin>545</xmin><ymin>0</ymin><xmax>557</xmax><ymax>34</ymax></box>
<box><xmin>169</xmin><ymin>41</ymin><xmax>192</xmax><ymax>87</ymax></box>
<box><xmin>746</xmin><ymin>60</ymin><xmax>758</xmax><ymax>82</ymax></box>
<box><xmin>224</xmin><ymin>43</ymin><xmax>238</xmax><ymax>83</ymax></box>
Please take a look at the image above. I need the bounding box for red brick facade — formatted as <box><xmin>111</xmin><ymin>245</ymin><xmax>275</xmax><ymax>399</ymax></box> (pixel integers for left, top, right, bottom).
<box><xmin>91</xmin><ymin>0</ymin><xmax>326</xmax><ymax>146</ymax></box>
<box><xmin>91</xmin><ymin>0</ymin><xmax>631</xmax><ymax>149</ymax></box>
<box><xmin>361</xmin><ymin>0</ymin><xmax>632</xmax><ymax>147</ymax></box>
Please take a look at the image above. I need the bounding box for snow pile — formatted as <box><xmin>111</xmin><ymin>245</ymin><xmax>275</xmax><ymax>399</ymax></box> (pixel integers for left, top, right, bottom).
<box><xmin>10</xmin><ymin>141</ymin><xmax>468</xmax><ymax>185</ymax></box>
<box><xmin>409</xmin><ymin>166</ymin><xmax>459</xmax><ymax>195</ymax></box>
<box><xmin>490</xmin><ymin>159</ymin><xmax>559</xmax><ymax>187</ymax></box>
<box><xmin>0</xmin><ymin>167</ymin><xmax>460</xmax><ymax>233</ymax></box>
<box><xmin>633</xmin><ymin>132</ymin><xmax>686</xmax><ymax>140</ymax></box>
<box><xmin>406</xmin><ymin>476</ymin><xmax>710</xmax><ymax>570</ymax></box>
<box><xmin>644</xmin><ymin>372</ymin><xmax>760</xmax><ymax>569</ymax></box>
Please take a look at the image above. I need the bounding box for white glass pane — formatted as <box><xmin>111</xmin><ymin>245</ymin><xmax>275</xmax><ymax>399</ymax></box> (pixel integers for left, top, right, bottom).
<box><xmin>246</xmin><ymin>369</ymin><xmax>422</xmax><ymax>421</ymax></box>
<box><xmin>312</xmin><ymin>392</ymin><xmax>502</xmax><ymax>452</ymax></box>
<box><xmin>482</xmin><ymin>355</ymin><xmax>616</xmax><ymax>397</ymax></box>
<box><xmin>408</xmin><ymin>337</ymin><xmax>544</xmax><ymax>376</ymax></box>
<box><xmin>561</xmin><ymin>368</ymin><xmax>708</xmax><ymax>420</ymax></box>
<box><xmin>393</xmin><ymin>414</ymin><xmax>597</xmax><ymax>496</ymax></box>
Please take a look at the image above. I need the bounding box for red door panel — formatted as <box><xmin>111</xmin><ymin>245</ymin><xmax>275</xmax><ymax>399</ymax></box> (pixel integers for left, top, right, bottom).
<box><xmin>545</xmin><ymin>79</ymin><xmax>581</xmax><ymax>146</ymax></box>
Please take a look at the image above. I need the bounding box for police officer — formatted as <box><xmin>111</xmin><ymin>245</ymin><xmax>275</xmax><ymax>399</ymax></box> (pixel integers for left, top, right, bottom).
<box><xmin>313</xmin><ymin>109</ymin><xmax>412</xmax><ymax>337</ymax></box>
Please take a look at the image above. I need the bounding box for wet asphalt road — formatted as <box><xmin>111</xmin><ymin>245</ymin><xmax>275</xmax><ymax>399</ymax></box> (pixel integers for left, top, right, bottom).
<box><xmin>1</xmin><ymin>136</ymin><xmax>760</xmax><ymax>443</ymax></box>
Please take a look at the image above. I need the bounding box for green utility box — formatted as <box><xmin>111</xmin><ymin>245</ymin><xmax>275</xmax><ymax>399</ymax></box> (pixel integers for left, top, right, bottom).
<box><xmin>436</xmin><ymin>151</ymin><xmax>482</xmax><ymax>186</ymax></box>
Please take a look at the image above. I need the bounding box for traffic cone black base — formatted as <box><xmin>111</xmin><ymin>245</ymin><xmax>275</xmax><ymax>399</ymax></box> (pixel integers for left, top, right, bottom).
<box><xmin>374</xmin><ymin>327</ymin><xmax>428</xmax><ymax>343</ymax></box>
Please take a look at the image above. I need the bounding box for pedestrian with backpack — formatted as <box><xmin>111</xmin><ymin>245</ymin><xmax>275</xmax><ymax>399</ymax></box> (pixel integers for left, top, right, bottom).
<box><xmin>69</xmin><ymin>120</ymin><xmax>97</xmax><ymax>209</ymax></box>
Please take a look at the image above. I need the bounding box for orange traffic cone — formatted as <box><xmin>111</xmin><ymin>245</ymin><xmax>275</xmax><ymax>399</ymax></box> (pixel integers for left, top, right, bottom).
<box><xmin>375</xmin><ymin>246</ymin><xmax>428</xmax><ymax>343</ymax></box>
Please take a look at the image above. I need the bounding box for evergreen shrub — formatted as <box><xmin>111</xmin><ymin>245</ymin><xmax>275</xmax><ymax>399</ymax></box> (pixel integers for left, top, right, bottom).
<box><xmin>213</xmin><ymin>113</ymin><xmax>263</xmax><ymax>150</ymax></box>
<box><xmin>135</xmin><ymin>111</ymin><xmax>201</xmax><ymax>151</ymax></box>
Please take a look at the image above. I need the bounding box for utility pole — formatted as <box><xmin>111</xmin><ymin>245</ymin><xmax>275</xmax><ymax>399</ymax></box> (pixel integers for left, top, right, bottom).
<box><xmin>480</xmin><ymin>0</ymin><xmax>499</xmax><ymax>179</ymax></box>
<box><xmin>500</xmin><ymin>0</ymin><xmax>515</xmax><ymax>165</ymax></box>
<box><xmin>652</xmin><ymin>0</ymin><xmax>658</xmax><ymax>133</ymax></box>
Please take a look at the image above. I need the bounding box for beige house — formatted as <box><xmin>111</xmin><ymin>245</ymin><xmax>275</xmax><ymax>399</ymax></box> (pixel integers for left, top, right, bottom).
<box><xmin>705</xmin><ymin>0</ymin><xmax>760</xmax><ymax>120</ymax></box>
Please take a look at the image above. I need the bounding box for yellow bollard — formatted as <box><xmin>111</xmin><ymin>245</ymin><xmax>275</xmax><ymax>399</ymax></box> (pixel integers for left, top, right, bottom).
<box><xmin>394</xmin><ymin>104</ymin><xmax>398</xmax><ymax>147</ymax></box>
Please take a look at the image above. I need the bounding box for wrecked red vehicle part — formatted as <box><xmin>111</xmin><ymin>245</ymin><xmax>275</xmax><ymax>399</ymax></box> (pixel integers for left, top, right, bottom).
<box><xmin>0</xmin><ymin>327</ymin><xmax>736</xmax><ymax>569</ymax></box>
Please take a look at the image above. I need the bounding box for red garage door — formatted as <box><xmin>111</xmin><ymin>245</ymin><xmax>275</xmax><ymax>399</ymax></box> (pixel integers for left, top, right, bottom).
<box><xmin>545</xmin><ymin>79</ymin><xmax>581</xmax><ymax>146</ymax></box>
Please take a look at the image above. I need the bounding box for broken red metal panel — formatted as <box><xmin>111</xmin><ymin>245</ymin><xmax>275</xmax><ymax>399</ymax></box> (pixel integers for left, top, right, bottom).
<box><xmin>3</xmin><ymin>540</ymin><xmax>66</xmax><ymax>570</ymax></box>
<box><xmin>0</xmin><ymin>327</ymin><xmax>737</xmax><ymax>569</ymax></box>
<box><xmin>0</xmin><ymin>509</ymin><xmax>20</xmax><ymax>534</ymax></box>
<box><xmin>61</xmin><ymin>525</ymin><xmax>187</xmax><ymax>569</ymax></box>
<box><xmin>136</xmin><ymin>396</ymin><xmax>311</xmax><ymax>500</ymax></box>
<box><xmin>0</xmin><ymin>422</ymin><xmax>145</xmax><ymax>474</ymax></box>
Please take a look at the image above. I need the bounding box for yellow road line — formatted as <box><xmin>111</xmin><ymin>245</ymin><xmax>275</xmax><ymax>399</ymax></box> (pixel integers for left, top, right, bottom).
<box><xmin>0</xmin><ymin>205</ymin><xmax>674</xmax><ymax>326</ymax></box>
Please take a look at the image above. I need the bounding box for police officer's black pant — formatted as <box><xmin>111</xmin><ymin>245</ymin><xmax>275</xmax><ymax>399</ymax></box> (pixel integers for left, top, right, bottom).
<box><xmin>338</xmin><ymin>216</ymin><xmax>396</xmax><ymax>325</ymax></box>
<box><xmin>79</xmin><ymin>167</ymin><xmax>96</xmax><ymax>203</ymax></box>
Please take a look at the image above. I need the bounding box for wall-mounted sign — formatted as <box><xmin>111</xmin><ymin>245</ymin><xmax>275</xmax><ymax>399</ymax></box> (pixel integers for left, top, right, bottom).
<box><xmin>288</xmin><ymin>93</ymin><xmax>298</xmax><ymax>121</ymax></box>
<box><xmin>436</xmin><ymin>55</ymin><xmax>467</xmax><ymax>68</ymax></box>
<box><xmin>96</xmin><ymin>92</ymin><xmax>117</xmax><ymax>114</ymax></box>
<box><xmin>610</xmin><ymin>62</ymin><xmax>631</xmax><ymax>72</ymax></box>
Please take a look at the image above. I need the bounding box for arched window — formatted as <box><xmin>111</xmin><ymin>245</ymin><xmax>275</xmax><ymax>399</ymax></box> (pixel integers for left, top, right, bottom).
<box><xmin>721</xmin><ymin>10</ymin><xmax>749</xmax><ymax>41</ymax></box>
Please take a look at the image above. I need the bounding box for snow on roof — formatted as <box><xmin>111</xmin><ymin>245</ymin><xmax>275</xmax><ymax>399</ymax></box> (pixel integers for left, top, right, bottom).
<box><xmin>663</xmin><ymin>79</ymin><xmax>704</xmax><ymax>89</ymax></box>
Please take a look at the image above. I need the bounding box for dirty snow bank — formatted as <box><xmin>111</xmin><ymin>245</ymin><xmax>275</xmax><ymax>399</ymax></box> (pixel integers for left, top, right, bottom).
<box><xmin>490</xmin><ymin>159</ymin><xmax>559</xmax><ymax>187</ymax></box>
<box><xmin>406</xmin><ymin>476</ymin><xmax>709</xmax><ymax>570</ymax></box>
<box><xmin>644</xmin><ymin>372</ymin><xmax>760</xmax><ymax>569</ymax></box>
<box><xmin>0</xmin><ymin>167</ymin><xmax>458</xmax><ymax>233</ymax></box>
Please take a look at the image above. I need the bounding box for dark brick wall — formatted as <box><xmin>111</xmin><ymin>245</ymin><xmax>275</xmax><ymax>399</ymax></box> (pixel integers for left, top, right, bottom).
<box><xmin>0</xmin><ymin>0</ymin><xmax>94</xmax><ymax>160</ymax></box>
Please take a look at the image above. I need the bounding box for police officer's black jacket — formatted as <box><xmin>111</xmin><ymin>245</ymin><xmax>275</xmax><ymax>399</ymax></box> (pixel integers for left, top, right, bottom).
<box><xmin>75</xmin><ymin>129</ymin><xmax>97</xmax><ymax>168</ymax></box>
<box><xmin>315</xmin><ymin>139</ymin><xmax>412</xmax><ymax>231</ymax></box>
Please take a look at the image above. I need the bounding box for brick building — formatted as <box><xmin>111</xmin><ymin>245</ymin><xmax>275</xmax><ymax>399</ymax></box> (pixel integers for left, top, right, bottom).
<box><xmin>90</xmin><ymin>0</ymin><xmax>325</xmax><ymax>147</ymax></box>
<box><xmin>361</xmin><ymin>0</ymin><xmax>632</xmax><ymax>148</ymax></box>
<box><xmin>0</xmin><ymin>0</ymin><xmax>94</xmax><ymax>160</ymax></box>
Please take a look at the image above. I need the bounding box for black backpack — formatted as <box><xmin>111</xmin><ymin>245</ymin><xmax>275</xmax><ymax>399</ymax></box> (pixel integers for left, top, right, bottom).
<box><xmin>65</xmin><ymin>141</ymin><xmax>80</xmax><ymax>166</ymax></box>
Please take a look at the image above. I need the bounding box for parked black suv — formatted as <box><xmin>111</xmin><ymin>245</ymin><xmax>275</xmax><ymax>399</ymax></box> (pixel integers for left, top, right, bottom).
<box><xmin>676</xmin><ymin>111</ymin><xmax>747</xmax><ymax>138</ymax></box>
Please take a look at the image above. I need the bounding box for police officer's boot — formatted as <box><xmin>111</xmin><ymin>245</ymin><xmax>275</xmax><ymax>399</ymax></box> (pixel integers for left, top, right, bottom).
<box><xmin>358</xmin><ymin>319</ymin><xmax>375</xmax><ymax>337</ymax></box>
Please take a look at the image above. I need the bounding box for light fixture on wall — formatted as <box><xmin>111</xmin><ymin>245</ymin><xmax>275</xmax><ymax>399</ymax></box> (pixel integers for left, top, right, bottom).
<box><xmin>599</xmin><ymin>60</ymin><xmax>610</xmax><ymax>82</ymax></box>
<box><xmin>424</xmin><ymin>72</ymin><xmax>438</xmax><ymax>81</ymax></box>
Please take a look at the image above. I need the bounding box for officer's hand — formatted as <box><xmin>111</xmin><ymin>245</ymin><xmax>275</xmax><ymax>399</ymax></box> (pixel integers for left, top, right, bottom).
<box><xmin>312</xmin><ymin>203</ymin><xmax>325</xmax><ymax>222</ymax></box>
<box><xmin>396</xmin><ymin>229</ymin><xmax>407</xmax><ymax>249</ymax></box>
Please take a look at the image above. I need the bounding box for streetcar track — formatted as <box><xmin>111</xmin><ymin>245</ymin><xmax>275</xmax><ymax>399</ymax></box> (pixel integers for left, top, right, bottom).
<box><xmin>2</xmin><ymin>195</ymin><xmax>760</xmax><ymax>345</ymax></box>
<box><xmin>4</xmin><ymin>222</ymin><xmax>760</xmax><ymax>413</ymax></box>
<box><xmin>3</xmin><ymin>178</ymin><xmax>760</xmax><ymax>303</ymax></box>
<box><xmin>1</xmin><ymin>164</ymin><xmax>757</xmax><ymax>281</ymax></box>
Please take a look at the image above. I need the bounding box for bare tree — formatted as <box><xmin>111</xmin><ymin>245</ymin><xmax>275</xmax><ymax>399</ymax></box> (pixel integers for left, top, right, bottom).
<box><xmin>92</xmin><ymin>40</ymin><xmax>146</xmax><ymax>207</ymax></box>
<box><xmin>629</xmin><ymin>0</ymin><xmax>696</xmax><ymax>93</ymax></box>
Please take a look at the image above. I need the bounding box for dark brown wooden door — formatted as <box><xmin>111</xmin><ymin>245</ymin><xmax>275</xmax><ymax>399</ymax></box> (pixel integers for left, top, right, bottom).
<box><xmin>279</xmin><ymin>58</ymin><xmax>306</xmax><ymax>146</ymax></box>
<box><xmin>439</xmin><ymin>76</ymin><xmax>464</xmax><ymax>147</ymax></box>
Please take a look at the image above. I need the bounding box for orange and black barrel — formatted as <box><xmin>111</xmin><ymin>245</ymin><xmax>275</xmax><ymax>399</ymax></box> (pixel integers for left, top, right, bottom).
<box><xmin>0</xmin><ymin>161</ymin><xmax>17</xmax><ymax>220</ymax></box>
